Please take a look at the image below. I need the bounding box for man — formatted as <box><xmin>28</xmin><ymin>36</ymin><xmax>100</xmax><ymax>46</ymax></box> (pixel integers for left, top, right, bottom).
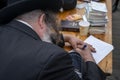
<box><xmin>0</xmin><ymin>0</ymin><xmax>7</xmax><ymax>9</ymax></box>
<box><xmin>0</xmin><ymin>0</ymin><xmax>106</xmax><ymax>80</ymax></box>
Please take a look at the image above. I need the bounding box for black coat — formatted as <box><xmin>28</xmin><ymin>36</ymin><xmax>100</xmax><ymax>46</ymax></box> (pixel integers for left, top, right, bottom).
<box><xmin>0</xmin><ymin>0</ymin><xmax>7</xmax><ymax>9</ymax></box>
<box><xmin>0</xmin><ymin>20</ymin><xmax>105</xmax><ymax>80</ymax></box>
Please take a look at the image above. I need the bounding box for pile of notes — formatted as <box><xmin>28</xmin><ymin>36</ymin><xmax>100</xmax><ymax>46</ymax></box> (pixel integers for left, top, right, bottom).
<box><xmin>85</xmin><ymin>1</ymin><xmax>108</xmax><ymax>27</ymax></box>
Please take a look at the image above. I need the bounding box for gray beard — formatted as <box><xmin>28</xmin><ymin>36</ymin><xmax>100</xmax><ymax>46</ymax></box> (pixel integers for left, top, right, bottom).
<box><xmin>41</xmin><ymin>26</ymin><xmax>60</xmax><ymax>45</ymax></box>
<box><xmin>41</xmin><ymin>31</ymin><xmax>52</xmax><ymax>43</ymax></box>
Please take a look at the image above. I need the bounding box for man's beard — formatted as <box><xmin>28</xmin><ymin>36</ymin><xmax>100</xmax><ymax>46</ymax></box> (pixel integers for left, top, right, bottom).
<box><xmin>41</xmin><ymin>27</ymin><xmax>62</xmax><ymax>46</ymax></box>
<box><xmin>41</xmin><ymin>28</ymin><xmax>53</xmax><ymax>43</ymax></box>
<box><xmin>40</xmin><ymin>11</ymin><xmax>63</xmax><ymax>45</ymax></box>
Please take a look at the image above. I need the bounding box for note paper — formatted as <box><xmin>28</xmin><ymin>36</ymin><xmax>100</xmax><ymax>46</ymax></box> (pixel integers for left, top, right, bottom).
<box><xmin>84</xmin><ymin>35</ymin><xmax>114</xmax><ymax>64</ymax></box>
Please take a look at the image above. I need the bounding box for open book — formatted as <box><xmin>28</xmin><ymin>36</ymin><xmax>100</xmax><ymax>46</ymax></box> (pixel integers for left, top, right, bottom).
<box><xmin>69</xmin><ymin>35</ymin><xmax>114</xmax><ymax>64</ymax></box>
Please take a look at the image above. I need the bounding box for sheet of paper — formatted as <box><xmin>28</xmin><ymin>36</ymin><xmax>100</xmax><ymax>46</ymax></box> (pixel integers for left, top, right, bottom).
<box><xmin>91</xmin><ymin>1</ymin><xmax>107</xmax><ymax>12</ymax></box>
<box><xmin>84</xmin><ymin>35</ymin><xmax>114</xmax><ymax>64</ymax></box>
<box><xmin>76</xmin><ymin>3</ymin><xmax>88</xmax><ymax>9</ymax></box>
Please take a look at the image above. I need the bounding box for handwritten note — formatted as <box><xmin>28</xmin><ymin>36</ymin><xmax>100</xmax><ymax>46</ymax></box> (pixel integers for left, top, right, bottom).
<box><xmin>84</xmin><ymin>35</ymin><xmax>114</xmax><ymax>64</ymax></box>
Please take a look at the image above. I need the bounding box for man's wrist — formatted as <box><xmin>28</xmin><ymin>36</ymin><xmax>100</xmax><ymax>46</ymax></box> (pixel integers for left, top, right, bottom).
<box><xmin>63</xmin><ymin>34</ymin><xmax>72</xmax><ymax>42</ymax></box>
<box><xmin>84</xmin><ymin>57</ymin><xmax>96</xmax><ymax>63</ymax></box>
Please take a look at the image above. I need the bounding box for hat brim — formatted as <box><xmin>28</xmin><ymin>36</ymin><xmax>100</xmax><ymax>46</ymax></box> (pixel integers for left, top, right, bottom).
<box><xmin>0</xmin><ymin>0</ymin><xmax>62</xmax><ymax>24</ymax></box>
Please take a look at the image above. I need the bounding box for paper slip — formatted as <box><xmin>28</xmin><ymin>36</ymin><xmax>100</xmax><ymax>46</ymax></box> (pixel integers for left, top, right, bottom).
<box><xmin>91</xmin><ymin>1</ymin><xmax>108</xmax><ymax>12</ymax></box>
<box><xmin>84</xmin><ymin>35</ymin><xmax>114</xmax><ymax>64</ymax></box>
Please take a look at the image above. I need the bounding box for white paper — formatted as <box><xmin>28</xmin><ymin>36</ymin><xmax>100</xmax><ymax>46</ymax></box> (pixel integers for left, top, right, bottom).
<box><xmin>90</xmin><ymin>1</ymin><xmax>108</xmax><ymax>12</ymax></box>
<box><xmin>76</xmin><ymin>3</ymin><xmax>88</xmax><ymax>9</ymax></box>
<box><xmin>84</xmin><ymin>35</ymin><xmax>114</xmax><ymax>64</ymax></box>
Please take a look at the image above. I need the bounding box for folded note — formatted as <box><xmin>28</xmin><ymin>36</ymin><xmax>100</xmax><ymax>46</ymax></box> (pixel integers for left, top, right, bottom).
<box><xmin>84</xmin><ymin>35</ymin><xmax>114</xmax><ymax>64</ymax></box>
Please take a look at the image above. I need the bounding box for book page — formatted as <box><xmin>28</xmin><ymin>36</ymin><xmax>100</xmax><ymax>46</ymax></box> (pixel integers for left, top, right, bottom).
<box><xmin>84</xmin><ymin>35</ymin><xmax>114</xmax><ymax>64</ymax></box>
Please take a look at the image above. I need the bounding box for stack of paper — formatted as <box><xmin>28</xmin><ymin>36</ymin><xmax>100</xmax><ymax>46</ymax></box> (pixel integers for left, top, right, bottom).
<box><xmin>85</xmin><ymin>1</ymin><xmax>108</xmax><ymax>27</ymax></box>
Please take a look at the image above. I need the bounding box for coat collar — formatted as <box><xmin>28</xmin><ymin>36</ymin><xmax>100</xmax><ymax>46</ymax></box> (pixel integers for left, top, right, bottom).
<box><xmin>7</xmin><ymin>20</ymin><xmax>41</xmax><ymax>40</ymax></box>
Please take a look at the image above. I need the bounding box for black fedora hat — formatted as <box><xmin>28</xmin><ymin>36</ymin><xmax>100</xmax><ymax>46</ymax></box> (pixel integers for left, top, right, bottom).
<box><xmin>0</xmin><ymin>0</ymin><xmax>62</xmax><ymax>24</ymax></box>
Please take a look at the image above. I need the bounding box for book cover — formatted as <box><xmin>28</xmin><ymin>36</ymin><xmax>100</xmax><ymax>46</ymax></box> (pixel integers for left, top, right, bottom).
<box><xmin>61</xmin><ymin>20</ymin><xmax>80</xmax><ymax>32</ymax></box>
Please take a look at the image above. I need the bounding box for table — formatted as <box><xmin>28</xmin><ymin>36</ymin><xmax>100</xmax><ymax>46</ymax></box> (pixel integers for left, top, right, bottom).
<box><xmin>58</xmin><ymin>0</ymin><xmax>112</xmax><ymax>74</ymax></box>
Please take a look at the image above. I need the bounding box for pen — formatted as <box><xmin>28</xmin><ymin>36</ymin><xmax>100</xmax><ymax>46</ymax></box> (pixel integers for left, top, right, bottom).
<box><xmin>82</xmin><ymin>44</ymin><xmax>87</xmax><ymax>50</ymax></box>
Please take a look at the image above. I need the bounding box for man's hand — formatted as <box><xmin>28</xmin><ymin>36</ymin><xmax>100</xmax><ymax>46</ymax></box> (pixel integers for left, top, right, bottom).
<box><xmin>63</xmin><ymin>34</ymin><xmax>96</xmax><ymax>52</ymax></box>
<box><xmin>63</xmin><ymin>34</ymin><xmax>96</xmax><ymax>62</ymax></box>
<box><xmin>75</xmin><ymin>43</ymin><xmax>96</xmax><ymax>62</ymax></box>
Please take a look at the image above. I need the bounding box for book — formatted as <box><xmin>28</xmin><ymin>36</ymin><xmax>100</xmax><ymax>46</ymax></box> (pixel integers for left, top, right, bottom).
<box><xmin>88</xmin><ymin>13</ymin><xmax>107</xmax><ymax>20</ymax></box>
<box><xmin>90</xmin><ymin>22</ymin><xmax>106</xmax><ymax>26</ymax></box>
<box><xmin>89</xmin><ymin>27</ymin><xmax>105</xmax><ymax>34</ymax></box>
<box><xmin>89</xmin><ymin>10</ymin><xmax>106</xmax><ymax>16</ymax></box>
<box><xmin>60</xmin><ymin>20</ymin><xmax>80</xmax><ymax>32</ymax></box>
<box><xmin>84</xmin><ymin>14</ymin><xmax>107</xmax><ymax>26</ymax></box>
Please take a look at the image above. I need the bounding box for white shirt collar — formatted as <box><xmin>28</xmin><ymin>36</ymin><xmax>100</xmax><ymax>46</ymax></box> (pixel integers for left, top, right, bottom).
<box><xmin>16</xmin><ymin>19</ymin><xmax>33</xmax><ymax>29</ymax></box>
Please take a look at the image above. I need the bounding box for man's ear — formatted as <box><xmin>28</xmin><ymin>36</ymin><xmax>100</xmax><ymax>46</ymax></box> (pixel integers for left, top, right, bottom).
<box><xmin>38</xmin><ymin>14</ymin><xmax>45</xmax><ymax>29</ymax></box>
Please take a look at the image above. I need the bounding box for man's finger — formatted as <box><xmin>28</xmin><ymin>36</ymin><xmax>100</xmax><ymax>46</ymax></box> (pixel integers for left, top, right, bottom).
<box><xmin>75</xmin><ymin>48</ymin><xmax>82</xmax><ymax>55</ymax></box>
<box><xmin>86</xmin><ymin>43</ymin><xmax>96</xmax><ymax>53</ymax></box>
<box><xmin>90</xmin><ymin>47</ymin><xmax>96</xmax><ymax>53</ymax></box>
<box><xmin>77</xmin><ymin>44</ymin><xmax>85</xmax><ymax>49</ymax></box>
<box><xmin>77</xmin><ymin>40</ymin><xmax>84</xmax><ymax>45</ymax></box>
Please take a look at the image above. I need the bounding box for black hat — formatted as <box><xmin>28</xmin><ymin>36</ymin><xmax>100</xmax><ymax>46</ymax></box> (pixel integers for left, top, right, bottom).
<box><xmin>0</xmin><ymin>0</ymin><xmax>62</xmax><ymax>24</ymax></box>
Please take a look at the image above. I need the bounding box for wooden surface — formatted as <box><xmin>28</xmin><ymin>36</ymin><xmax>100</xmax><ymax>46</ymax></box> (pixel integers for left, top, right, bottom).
<box><xmin>58</xmin><ymin>0</ymin><xmax>112</xmax><ymax>74</ymax></box>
